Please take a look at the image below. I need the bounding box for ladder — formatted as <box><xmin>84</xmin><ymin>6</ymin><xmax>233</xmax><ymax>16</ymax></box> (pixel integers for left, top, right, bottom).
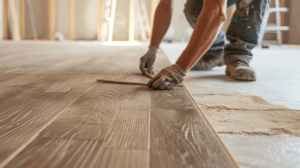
<box><xmin>135</xmin><ymin>0</ymin><xmax>152</xmax><ymax>41</ymax></box>
<box><xmin>100</xmin><ymin>0</ymin><xmax>117</xmax><ymax>41</ymax></box>
<box><xmin>99</xmin><ymin>0</ymin><xmax>151</xmax><ymax>42</ymax></box>
<box><xmin>258</xmin><ymin>0</ymin><xmax>289</xmax><ymax>46</ymax></box>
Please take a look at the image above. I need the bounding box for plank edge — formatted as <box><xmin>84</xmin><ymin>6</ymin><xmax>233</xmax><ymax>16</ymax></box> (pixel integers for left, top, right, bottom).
<box><xmin>159</xmin><ymin>48</ymin><xmax>240</xmax><ymax>168</ymax></box>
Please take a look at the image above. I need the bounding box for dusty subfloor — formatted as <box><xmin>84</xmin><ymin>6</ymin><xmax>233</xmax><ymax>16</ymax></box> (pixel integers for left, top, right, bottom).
<box><xmin>190</xmin><ymin>84</ymin><xmax>300</xmax><ymax>136</ymax></box>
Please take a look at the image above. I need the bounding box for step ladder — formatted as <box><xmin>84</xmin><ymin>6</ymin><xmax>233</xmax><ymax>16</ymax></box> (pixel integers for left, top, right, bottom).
<box><xmin>99</xmin><ymin>0</ymin><xmax>151</xmax><ymax>42</ymax></box>
<box><xmin>100</xmin><ymin>0</ymin><xmax>117</xmax><ymax>41</ymax></box>
<box><xmin>135</xmin><ymin>0</ymin><xmax>152</xmax><ymax>41</ymax></box>
<box><xmin>258</xmin><ymin>0</ymin><xmax>289</xmax><ymax>46</ymax></box>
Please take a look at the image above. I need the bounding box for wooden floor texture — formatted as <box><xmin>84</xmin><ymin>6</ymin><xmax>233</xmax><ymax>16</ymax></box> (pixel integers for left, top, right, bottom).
<box><xmin>0</xmin><ymin>42</ymin><xmax>238</xmax><ymax>168</ymax></box>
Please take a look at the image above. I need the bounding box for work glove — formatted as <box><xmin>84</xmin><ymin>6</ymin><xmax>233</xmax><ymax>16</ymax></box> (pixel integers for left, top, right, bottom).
<box><xmin>148</xmin><ymin>64</ymin><xmax>186</xmax><ymax>90</ymax></box>
<box><xmin>140</xmin><ymin>46</ymin><xmax>158</xmax><ymax>76</ymax></box>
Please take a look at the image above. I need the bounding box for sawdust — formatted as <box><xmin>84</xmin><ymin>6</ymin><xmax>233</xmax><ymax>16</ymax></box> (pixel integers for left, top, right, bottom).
<box><xmin>184</xmin><ymin>81</ymin><xmax>300</xmax><ymax>137</ymax></box>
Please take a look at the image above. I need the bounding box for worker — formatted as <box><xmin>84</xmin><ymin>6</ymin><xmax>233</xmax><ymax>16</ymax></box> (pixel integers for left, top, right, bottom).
<box><xmin>140</xmin><ymin>0</ymin><xmax>270</xmax><ymax>90</ymax></box>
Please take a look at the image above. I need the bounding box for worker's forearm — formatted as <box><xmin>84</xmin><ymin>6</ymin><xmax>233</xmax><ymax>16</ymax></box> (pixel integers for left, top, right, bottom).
<box><xmin>176</xmin><ymin>0</ymin><xmax>227</xmax><ymax>72</ymax></box>
<box><xmin>150</xmin><ymin>1</ymin><xmax>172</xmax><ymax>47</ymax></box>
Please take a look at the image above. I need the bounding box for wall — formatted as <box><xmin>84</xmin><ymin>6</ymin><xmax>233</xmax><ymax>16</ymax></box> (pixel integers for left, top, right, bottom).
<box><xmin>9</xmin><ymin>0</ymin><xmax>298</xmax><ymax>44</ymax></box>
<box><xmin>20</xmin><ymin>0</ymin><xmax>242</xmax><ymax>41</ymax></box>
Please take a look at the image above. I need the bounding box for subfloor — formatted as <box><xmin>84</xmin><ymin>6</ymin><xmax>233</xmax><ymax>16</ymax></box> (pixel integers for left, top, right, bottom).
<box><xmin>161</xmin><ymin>42</ymin><xmax>300</xmax><ymax>168</ymax></box>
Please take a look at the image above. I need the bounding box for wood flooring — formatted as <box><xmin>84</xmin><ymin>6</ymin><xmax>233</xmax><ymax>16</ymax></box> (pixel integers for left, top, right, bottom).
<box><xmin>0</xmin><ymin>41</ymin><xmax>238</xmax><ymax>168</ymax></box>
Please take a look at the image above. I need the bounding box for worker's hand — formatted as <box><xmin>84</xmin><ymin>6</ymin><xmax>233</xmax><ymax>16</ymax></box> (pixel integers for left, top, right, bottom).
<box><xmin>148</xmin><ymin>64</ymin><xmax>186</xmax><ymax>90</ymax></box>
<box><xmin>140</xmin><ymin>46</ymin><xmax>158</xmax><ymax>76</ymax></box>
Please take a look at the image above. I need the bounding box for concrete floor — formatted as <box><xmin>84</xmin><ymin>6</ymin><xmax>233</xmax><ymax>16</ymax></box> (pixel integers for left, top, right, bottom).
<box><xmin>161</xmin><ymin>42</ymin><xmax>300</xmax><ymax>168</ymax></box>
<box><xmin>161</xmin><ymin>42</ymin><xmax>300</xmax><ymax>110</ymax></box>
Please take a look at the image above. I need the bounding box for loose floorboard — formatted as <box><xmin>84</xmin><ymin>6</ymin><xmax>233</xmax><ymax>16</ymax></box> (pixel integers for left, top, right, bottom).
<box><xmin>0</xmin><ymin>41</ymin><xmax>237</xmax><ymax>168</ymax></box>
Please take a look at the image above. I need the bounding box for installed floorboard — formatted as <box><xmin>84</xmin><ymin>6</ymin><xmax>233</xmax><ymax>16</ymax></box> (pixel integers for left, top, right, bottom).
<box><xmin>150</xmin><ymin>88</ymin><xmax>236</xmax><ymax>168</ymax></box>
<box><xmin>0</xmin><ymin>74</ymin><xmax>96</xmax><ymax>167</ymax></box>
<box><xmin>89</xmin><ymin>85</ymin><xmax>151</xmax><ymax>168</ymax></box>
<box><xmin>0</xmin><ymin>42</ymin><xmax>237</xmax><ymax>168</ymax></box>
<box><xmin>5</xmin><ymin>83</ymin><xmax>126</xmax><ymax>168</ymax></box>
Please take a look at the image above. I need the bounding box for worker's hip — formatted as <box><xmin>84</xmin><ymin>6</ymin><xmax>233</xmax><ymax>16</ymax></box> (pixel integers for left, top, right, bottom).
<box><xmin>184</xmin><ymin>0</ymin><xmax>236</xmax><ymax>28</ymax></box>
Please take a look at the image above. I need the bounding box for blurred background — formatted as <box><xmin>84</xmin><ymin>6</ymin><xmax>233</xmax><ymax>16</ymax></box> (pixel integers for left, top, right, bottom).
<box><xmin>0</xmin><ymin>0</ymin><xmax>299</xmax><ymax>45</ymax></box>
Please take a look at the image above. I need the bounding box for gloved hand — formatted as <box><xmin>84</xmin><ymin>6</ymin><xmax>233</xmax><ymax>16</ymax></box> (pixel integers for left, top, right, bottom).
<box><xmin>148</xmin><ymin>64</ymin><xmax>186</xmax><ymax>90</ymax></box>
<box><xmin>140</xmin><ymin>46</ymin><xmax>158</xmax><ymax>76</ymax></box>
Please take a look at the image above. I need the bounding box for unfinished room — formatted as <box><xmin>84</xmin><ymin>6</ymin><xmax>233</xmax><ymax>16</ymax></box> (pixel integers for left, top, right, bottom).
<box><xmin>0</xmin><ymin>0</ymin><xmax>299</xmax><ymax>167</ymax></box>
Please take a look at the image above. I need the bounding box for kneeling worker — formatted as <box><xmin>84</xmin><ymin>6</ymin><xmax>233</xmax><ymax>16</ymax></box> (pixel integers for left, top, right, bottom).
<box><xmin>140</xmin><ymin>0</ymin><xmax>270</xmax><ymax>90</ymax></box>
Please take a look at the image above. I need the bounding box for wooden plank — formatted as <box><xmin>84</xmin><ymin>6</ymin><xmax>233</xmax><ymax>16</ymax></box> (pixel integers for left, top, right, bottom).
<box><xmin>19</xmin><ymin>0</ymin><xmax>25</xmax><ymax>39</ymax></box>
<box><xmin>129</xmin><ymin>0</ymin><xmax>134</xmax><ymax>41</ymax></box>
<box><xmin>150</xmin><ymin>0</ymin><xmax>157</xmax><ymax>28</ymax></box>
<box><xmin>7</xmin><ymin>0</ymin><xmax>20</xmax><ymax>40</ymax></box>
<box><xmin>97</xmin><ymin>0</ymin><xmax>104</xmax><ymax>40</ymax></box>
<box><xmin>68</xmin><ymin>0</ymin><xmax>74</xmax><ymax>40</ymax></box>
<box><xmin>89</xmin><ymin>85</ymin><xmax>151</xmax><ymax>168</ymax></box>
<box><xmin>3</xmin><ymin>0</ymin><xmax>8</xmax><ymax>39</ymax></box>
<box><xmin>48</xmin><ymin>0</ymin><xmax>56</xmax><ymax>40</ymax></box>
<box><xmin>5</xmin><ymin>83</ymin><xmax>127</xmax><ymax>168</ymax></box>
<box><xmin>150</xmin><ymin>88</ymin><xmax>238</xmax><ymax>168</ymax></box>
<box><xmin>0</xmin><ymin>42</ymin><xmax>237</xmax><ymax>167</ymax></box>
<box><xmin>0</xmin><ymin>74</ymin><xmax>95</xmax><ymax>167</ymax></box>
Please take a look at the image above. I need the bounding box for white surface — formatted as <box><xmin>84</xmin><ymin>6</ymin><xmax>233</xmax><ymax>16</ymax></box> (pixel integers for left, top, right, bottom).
<box><xmin>219</xmin><ymin>134</ymin><xmax>300</xmax><ymax>168</ymax></box>
<box><xmin>161</xmin><ymin>42</ymin><xmax>300</xmax><ymax>110</ymax></box>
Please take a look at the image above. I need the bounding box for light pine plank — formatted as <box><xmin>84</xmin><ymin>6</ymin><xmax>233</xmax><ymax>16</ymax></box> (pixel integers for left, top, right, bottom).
<box><xmin>150</xmin><ymin>88</ymin><xmax>237</xmax><ymax>168</ymax></box>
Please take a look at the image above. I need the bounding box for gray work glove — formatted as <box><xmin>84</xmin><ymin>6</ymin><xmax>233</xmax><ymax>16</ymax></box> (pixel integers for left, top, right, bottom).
<box><xmin>140</xmin><ymin>46</ymin><xmax>158</xmax><ymax>76</ymax></box>
<box><xmin>148</xmin><ymin>64</ymin><xmax>186</xmax><ymax>90</ymax></box>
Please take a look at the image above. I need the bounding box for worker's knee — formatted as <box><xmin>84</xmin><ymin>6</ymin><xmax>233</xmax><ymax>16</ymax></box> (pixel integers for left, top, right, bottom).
<box><xmin>183</xmin><ymin>0</ymin><xmax>203</xmax><ymax>27</ymax></box>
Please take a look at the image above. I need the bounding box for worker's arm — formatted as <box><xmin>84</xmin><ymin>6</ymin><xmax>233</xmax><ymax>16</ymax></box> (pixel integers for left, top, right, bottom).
<box><xmin>148</xmin><ymin>0</ymin><xmax>227</xmax><ymax>90</ymax></box>
<box><xmin>140</xmin><ymin>0</ymin><xmax>173</xmax><ymax>75</ymax></box>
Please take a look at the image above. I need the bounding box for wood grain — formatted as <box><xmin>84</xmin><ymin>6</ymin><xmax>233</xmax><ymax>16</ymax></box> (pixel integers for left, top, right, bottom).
<box><xmin>0</xmin><ymin>42</ymin><xmax>237</xmax><ymax>168</ymax></box>
<box><xmin>89</xmin><ymin>85</ymin><xmax>151</xmax><ymax>168</ymax></box>
<box><xmin>150</xmin><ymin>88</ymin><xmax>237</xmax><ymax>168</ymax></box>
<box><xmin>5</xmin><ymin>83</ymin><xmax>127</xmax><ymax>168</ymax></box>
<box><xmin>0</xmin><ymin>74</ymin><xmax>96</xmax><ymax>167</ymax></box>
